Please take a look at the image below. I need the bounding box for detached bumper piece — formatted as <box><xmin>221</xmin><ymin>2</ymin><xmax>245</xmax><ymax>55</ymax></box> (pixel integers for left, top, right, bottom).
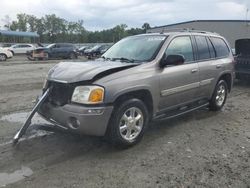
<box><xmin>13</xmin><ymin>88</ymin><xmax>52</xmax><ymax>145</ymax></box>
<box><xmin>27</xmin><ymin>50</ymin><xmax>48</xmax><ymax>61</ymax></box>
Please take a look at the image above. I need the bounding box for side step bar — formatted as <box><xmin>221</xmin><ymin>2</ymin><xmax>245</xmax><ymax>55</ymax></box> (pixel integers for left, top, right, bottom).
<box><xmin>13</xmin><ymin>88</ymin><xmax>52</xmax><ymax>145</ymax></box>
<box><xmin>153</xmin><ymin>103</ymin><xmax>209</xmax><ymax>121</ymax></box>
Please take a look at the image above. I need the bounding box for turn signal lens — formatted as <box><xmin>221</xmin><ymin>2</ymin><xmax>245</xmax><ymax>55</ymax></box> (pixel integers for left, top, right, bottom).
<box><xmin>89</xmin><ymin>88</ymin><xmax>104</xmax><ymax>103</ymax></box>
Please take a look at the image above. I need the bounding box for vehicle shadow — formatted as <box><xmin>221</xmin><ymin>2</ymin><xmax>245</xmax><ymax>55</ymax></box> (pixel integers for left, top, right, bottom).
<box><xmin>5</xmin><ymin>107</ymin><xmax>219</xmax><ymax>169</ymax></box>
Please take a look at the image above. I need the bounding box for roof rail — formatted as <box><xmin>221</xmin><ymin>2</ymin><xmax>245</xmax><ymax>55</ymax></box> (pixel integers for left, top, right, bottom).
<box><xmin>159</xmin><ymin>28</ymin><xmax>218</xmax><ymax>35</ymax></box>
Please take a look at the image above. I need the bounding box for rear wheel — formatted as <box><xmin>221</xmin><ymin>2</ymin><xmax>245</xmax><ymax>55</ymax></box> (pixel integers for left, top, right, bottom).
<box><xmin>0</xmin><ymin>54</ymin><xmax>7</xmax><ymax>61</ymax></box>
<box><xmin>106</xmin><ymin>98</ymin><xmax>149</xmax><ymax>147</ymax></box>
<box><xmin>209</xmin><ymin>80</ymin><xmax>228</xmax><ymax>111</ymax></box>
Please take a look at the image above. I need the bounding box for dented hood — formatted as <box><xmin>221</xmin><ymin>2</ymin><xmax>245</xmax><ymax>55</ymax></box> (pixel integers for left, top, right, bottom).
<box><xmin>47</xmin><ymin>60</ymin><xmax>137</xmax><ymax>83</ymax></box>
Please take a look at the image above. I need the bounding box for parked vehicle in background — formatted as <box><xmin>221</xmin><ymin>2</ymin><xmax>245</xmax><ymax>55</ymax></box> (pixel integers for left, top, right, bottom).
<box><xmin>27</xmin><ymin>43</ymin><xmax>78</xmax><ymax>60</ymax></box>
<box><xmin>77</xmin><ymin>46</ymin><xmax>92</xmax><ymax>56</ymax></box>
<box><xmin>231</xmin><ymin>48</ymin><xmax>236</xmax><ymax>56</ymax></box>
<box><xmin>32</xmin><ymin>30</ymin><xmax>234</xmax><ymax>147</ymax></box>
<box><xmin>235</xmin><ymin>39</ymin><xmax>250</xmax><ymax>80</ymax></box>
<box><xmin>84</xmin><ymin>44</ymin><xmax>111</xmax><ymax>59</ymax></box>
<box><xmin>0</xmin><ymin>47</ymin><xmax>13</xmax><ymax>61</ymax></box>
<box><xmin>5</xmin><ymin>44</ymin><xmax>35</xmax><ymax>55</ymax></box>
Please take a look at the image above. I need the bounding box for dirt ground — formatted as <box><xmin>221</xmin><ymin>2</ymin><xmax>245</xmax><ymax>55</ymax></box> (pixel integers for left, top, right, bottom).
<box><xmin>0</xmin><ymin>55</ymin><xmax>249</xmax><ymax>188</ymax></box>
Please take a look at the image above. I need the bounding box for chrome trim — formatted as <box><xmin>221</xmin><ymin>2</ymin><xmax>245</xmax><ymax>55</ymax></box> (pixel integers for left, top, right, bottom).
<box><xmin>161</xmin><ymin>82</ymin><xmax>200</xmax><ymax>96</ymax></box>
<box><xmin>200</xmin><ymin>78</ymin><xmax>214</xmax><ymax>86</ymax></box>
<box><xmin>47</xmin><ymin>79</ymin><xmax>68</xmax><ymax>83</ymax></box>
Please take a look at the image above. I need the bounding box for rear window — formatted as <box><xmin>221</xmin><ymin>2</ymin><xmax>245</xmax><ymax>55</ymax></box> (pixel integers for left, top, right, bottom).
<box><xmin>195</xmin><ymin>36</ymin><xmax>210</xmax><ymax>60</ymax></box>
<box><xmin>235</xmin><ymin>39</ymin><xmax>250</xmax><ymax>56</ymax></box>
<box><xmin>207</xmin><ymin>38</ymin><xmax>216</xmax><ymax>58</ymax></box>
<box><xmin>210</xmin><ymin>37</ymin><xmax>229</xmax><ymax>58</ymax></box>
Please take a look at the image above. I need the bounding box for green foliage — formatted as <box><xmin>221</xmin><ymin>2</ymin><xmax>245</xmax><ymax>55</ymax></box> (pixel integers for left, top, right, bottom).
<box><xmin>6</xmin><ymin>14</ymin><xmax>149</xmax><ymax>43</ymax></box>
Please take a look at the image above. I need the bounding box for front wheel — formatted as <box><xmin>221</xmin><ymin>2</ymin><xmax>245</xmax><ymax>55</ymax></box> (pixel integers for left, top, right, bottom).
<box><xmin>43</xmin><ymin>52</ymin><xmax>49</xmax><ymax>60</ymax></box>
<box><xmin>209</xmin><ymin>80</ymin><xmax>228</xmax><ymax>111</ymax></box>
<box><xmin>106</xmin><ymin>98</ymin><xmax>149</xmax><ymax>147</ymax></box>
<box><xmin>69</xmin><ymin>52</ymin><xmax>77</xmax><ymax>59</ymax></box>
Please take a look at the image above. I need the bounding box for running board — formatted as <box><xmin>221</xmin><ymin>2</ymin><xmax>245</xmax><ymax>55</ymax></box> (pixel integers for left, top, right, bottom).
<box><xmin>153</xmin><ymin>103</ymin><xmax>209</xmax><ymax>121</ymax></box>
<box><xmin>13</xmin><ymin>88</ymin><xmax>52</xmax><ymax>145</ymax></box>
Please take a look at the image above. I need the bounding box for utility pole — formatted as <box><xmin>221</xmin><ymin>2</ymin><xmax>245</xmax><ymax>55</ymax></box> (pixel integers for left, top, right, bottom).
<box><xmin>246</xmin><ymin>8</ymin><xmax>249</xmax><ymax>26</ymax></box>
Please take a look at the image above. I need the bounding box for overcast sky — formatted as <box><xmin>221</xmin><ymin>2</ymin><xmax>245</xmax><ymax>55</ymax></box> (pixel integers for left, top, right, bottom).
<box><xmin>0</xmin><ymin>0</ymin><xmax>249</xmax><ymax>31</ymax></box>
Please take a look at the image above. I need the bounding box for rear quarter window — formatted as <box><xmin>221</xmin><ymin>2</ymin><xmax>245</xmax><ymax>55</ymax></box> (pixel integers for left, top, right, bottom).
<box><xmin>210</xmin><ymin>37</ymin><xmax>230</xmax><ymax>58</ymax></box>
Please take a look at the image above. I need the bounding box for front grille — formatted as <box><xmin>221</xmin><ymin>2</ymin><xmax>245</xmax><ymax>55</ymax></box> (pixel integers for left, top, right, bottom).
<box><xmin>47</xmin><ymin>81</ymin><xmax>74</xmax><ymax>106</ymax></box>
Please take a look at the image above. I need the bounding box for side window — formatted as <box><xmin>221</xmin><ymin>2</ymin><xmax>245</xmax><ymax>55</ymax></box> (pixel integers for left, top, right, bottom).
<box><xmin>210</xmin><ymin>37</ymin><xmax>229</xmax><ymax>58</ymax></box>
<box><xmin>165</xmin><ymin>36</ymin><xmax>194</xmax><ymax>63</ymax></box>
<box><xmin>206</xmin><ymin>38</ymin><xmax>216</xmax><ymax>58</ymax></box>
<box><xmin>195</xmin><ymin>36</ymin><xmax>210</xmax><ymax>60</ymax></box>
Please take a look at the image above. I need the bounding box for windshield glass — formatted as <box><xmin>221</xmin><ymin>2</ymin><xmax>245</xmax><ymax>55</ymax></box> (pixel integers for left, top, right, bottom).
<box><xmin>79</xmin><ymin>46</ymin><xmax>87</xmax><ymax>50</ymax></box>
<box><xmin>46</xmin><ymin>44</ymin><xmax>55</xmax><ymax>48</ymax></box>
<box><xmin>91</xmin><ymin>45</ymin><xmax>101</xmax><ymax>50</ymax></box>
<box><xmin>103</xmin><ymin>35</ymin><xmax>166</xmax><ymax>62</ymax></box>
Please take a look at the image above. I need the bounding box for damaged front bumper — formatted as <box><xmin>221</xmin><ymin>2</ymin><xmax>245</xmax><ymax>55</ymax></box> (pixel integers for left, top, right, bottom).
<box><xmin>13</xmin><ymin>88</ymin><xmax>52</xmax><ymax>144</ymax></box>
<box><xmin>13</xmin><ymin>86</ymin><xmax>114</xmax><ymax>144</ymax></box>
<box><xmin>38</xmin><ymin>102</ymin><xmax>113</xmax><ymax>136</ymax></box>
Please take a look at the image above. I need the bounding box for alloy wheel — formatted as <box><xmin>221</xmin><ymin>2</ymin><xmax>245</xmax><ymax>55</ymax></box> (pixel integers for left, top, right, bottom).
<box><xmin>119</xmin><ymin>107</ymin><xmax>144</xmax><ymax>141</ymax></box>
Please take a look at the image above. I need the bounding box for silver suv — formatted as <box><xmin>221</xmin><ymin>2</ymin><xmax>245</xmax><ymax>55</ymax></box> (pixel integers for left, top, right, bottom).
<box><xmin>14</xmin><ymin>30</ymin><xmax>235</xmax><ymax>147</ymax></box>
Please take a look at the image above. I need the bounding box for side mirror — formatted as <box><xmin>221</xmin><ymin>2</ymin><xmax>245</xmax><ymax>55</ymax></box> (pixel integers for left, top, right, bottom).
<box><xmin>160</xmin><ymin>54</ymin><xmax>185</xmax><ymax>68</ymax></box>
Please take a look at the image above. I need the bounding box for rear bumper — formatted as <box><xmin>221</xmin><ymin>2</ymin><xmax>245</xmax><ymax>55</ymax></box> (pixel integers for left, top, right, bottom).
<box><xmin>235</xmin><ymin>71</ymin><xmax>250</xmax><ymax>75</ymax></box>
<box><xmin>38</xmin><ymin>103</ymin><xmax>113</xmax><ymax>136</ymax></box>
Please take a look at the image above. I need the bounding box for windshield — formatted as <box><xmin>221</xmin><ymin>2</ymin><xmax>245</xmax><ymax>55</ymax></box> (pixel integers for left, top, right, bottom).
<box><xmin>103</xmin><ymin>35</ymin><xmax>166</xmax><ymax>63</ymax></box>
<box><xmin>79</xmin><ymin>46</ymin><xmax>87</xmax><ymax>50</ymax></box>
<box><xmin>46</xmin><ymin>44</ymin><xmax>55</xmax><ymax>48</ymax></box>
<box><xmin>91</xmin><ymin>45</ymin><xmax>101</xmax><ymax>50</ymax></box>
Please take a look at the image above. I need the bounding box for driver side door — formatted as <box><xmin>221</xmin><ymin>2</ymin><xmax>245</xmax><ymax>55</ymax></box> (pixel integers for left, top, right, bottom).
<box><xmin>158</xmin><ymin>36</ymin><xmax>200</xmax><ymax>111</ymax></box>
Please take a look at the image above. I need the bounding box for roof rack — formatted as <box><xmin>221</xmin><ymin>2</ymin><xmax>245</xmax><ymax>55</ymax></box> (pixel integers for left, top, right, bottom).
<box><xmin>158</xmin><ymin>28</ymin><xmax>218</xmax><ymax>35</ymax></box>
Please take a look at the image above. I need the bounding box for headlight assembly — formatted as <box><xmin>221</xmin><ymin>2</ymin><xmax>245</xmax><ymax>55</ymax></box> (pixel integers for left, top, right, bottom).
<box><xmin>71</xmin><ymin>86</ymin><xmax>104</xmax><ymax>104</ymax></box>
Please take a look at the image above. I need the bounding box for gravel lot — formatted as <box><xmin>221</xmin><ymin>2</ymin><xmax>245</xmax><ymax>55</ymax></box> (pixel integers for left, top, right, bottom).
<box><xmin>0</xmin><ymin>55</ymin><xmax>250</xmax><ymax>188</ymax></box>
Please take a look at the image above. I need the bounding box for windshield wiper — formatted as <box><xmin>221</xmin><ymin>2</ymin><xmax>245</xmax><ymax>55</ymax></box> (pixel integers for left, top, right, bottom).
<box><xmin>111</xmin><ymin>57</ymin><xmax>135</xmax><ymax>63</ymax></box>
<box><xmin>100</xmin><ymin>56</ymin><xmax>112</xmax><ymax>61</ymax></box>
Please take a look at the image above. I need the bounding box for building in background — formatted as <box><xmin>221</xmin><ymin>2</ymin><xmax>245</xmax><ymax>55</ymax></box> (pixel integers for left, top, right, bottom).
<box><xmin>0</xmin><ymin>30</ymin><xmax>39</xmax><ymax>44</ymax></box>
<box><xmin>147</xmin><ymin>20</ymin><xmax>250</xmax><ymax>48</ymax></box>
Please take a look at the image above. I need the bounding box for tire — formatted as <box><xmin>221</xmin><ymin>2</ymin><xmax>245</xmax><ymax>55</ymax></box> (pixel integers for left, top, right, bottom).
<box><xmin>0</xmin><ymin>54</ymin><xmax>7</xmax><ymax>61</ymax></box>
<box><xmin>69</xmin><ymin>52</ymin><xmax>77</xmax><ymax>59</ymax></box>
<box><xmin>209</xmin><ymin>80</ymin><xmax>228</xmax><ymax>111</ymax></box>
<box><xmin>106</xmin><ymin>98</ymin><xmax>149</xmax><ymax>147</ymax></box>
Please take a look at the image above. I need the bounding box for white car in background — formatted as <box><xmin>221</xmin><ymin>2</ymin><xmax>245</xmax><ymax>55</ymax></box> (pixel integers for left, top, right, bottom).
<box><xmin>0</xmin><ymin>48</ymin><xmax>13</xmax><ymax>61</ymax></box>
<box><xmin>5</xmin><ymin>44</ymin><xmax>36</xmax><ymax>55</ymax></box>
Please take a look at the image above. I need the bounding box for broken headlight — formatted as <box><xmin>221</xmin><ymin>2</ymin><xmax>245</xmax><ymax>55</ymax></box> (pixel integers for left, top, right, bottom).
<box><xmin>71</xmin><ymin>86</ymin><xmax>104</xmax><ymax>104</ymax></box>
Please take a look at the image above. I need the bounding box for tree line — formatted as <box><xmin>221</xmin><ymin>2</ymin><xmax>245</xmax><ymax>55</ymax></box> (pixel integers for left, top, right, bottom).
<box><xmin>1</xmin><ymin>14</ymin><xmax>151</xmax><ymax>43</ymax></box>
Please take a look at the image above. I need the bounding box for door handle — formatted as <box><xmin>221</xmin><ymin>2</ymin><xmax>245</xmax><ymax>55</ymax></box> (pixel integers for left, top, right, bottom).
<box><xmin>191</xmin><ymin>69</ymin><xmax>198</xmax><ymax>73</ymax></box>
<box><xmin>216</xmin><ymin>64</ymin><xmax>222</xmax><ymax>69</ymax></box>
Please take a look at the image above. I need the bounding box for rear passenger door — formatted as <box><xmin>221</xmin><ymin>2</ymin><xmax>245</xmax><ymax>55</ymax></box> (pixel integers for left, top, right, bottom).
<box><xmin>51</xmin><ymin>44</ymin><xmax>61</xmax><ymax>58</ymax></box>
<box><xmin>195</xmin><ymin>35</ymin><xmax>230</xmax><ymax>99</ymax></box>
<box><xmin>159</xmin><ymin>36</ymin><xmax>200</xmax><ymax>110</ymax></box>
